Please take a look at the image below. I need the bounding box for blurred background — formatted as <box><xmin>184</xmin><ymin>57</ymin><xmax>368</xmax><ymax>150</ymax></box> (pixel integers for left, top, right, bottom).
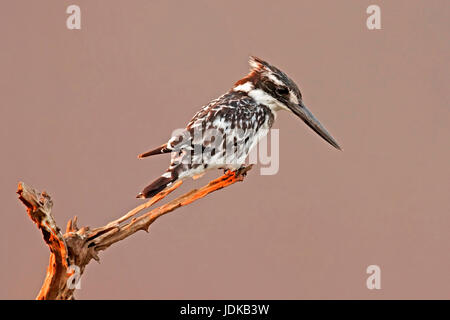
<box><xmin>0</xmin><ymin>0</ymin><xmax>449</xmax><ymax>299</ymax></box>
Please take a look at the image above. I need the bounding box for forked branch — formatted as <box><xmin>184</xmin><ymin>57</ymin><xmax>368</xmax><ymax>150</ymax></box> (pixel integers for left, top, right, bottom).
<box><xmin>16</xmin><ymin>165</ymin><xmax>252</xmax><ymax>300</ymax></box>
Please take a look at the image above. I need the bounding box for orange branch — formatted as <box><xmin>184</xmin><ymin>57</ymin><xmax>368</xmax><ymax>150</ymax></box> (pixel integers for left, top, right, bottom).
<box><xmin>16</xmin><ymin>165</ymin><xmax>252</xmax><ymax>299</ymax></box>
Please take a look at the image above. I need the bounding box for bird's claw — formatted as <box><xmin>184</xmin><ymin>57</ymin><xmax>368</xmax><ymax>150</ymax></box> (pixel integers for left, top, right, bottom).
<box><xmin>235</xmin><ymin>166</ymin><xmax>248</xmax><ymax>177</ymax></box>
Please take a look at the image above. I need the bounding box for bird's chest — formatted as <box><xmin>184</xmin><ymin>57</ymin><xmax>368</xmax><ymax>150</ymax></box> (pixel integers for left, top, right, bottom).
<box><xmin>178</xmin><ymin>101</ymin><xmax>275</xmax><ymax>172</ymax></box>
<box><xmin>223</xmin><ymin>105</ymin><xmax>273</xmax><ymax>163</ymax></box>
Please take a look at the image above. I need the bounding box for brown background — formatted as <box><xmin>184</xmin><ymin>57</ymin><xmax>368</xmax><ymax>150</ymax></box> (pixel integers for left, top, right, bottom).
<box><xmin>1</xmin><ymin>1</ymin><xmax>449</xmax><ymax>299</ymax></box>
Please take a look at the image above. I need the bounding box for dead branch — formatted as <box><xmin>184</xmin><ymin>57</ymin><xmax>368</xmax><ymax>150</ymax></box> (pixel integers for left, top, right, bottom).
<box><xmin>16</xmin><ymin>165</ymin><xmax>252</xmax><ymax>300</ymax></box>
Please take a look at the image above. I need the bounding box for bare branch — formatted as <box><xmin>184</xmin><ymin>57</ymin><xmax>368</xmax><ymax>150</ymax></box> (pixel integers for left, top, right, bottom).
<box><xmin>17</xmin><ymin>182</ymin><xmax>70</xmax><ymax>299</ymax></box>
<box><xmin>16</xmin><ymin>165</ymin><xmax>252</xmax><ymax>299</ymax></box>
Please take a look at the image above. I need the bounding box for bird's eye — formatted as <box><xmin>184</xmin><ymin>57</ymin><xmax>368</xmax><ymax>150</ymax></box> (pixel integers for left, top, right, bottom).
<box><xmin>276</xmin><ymin>87</ymin><xmax>289</xmax><ymax>95</ymax></box>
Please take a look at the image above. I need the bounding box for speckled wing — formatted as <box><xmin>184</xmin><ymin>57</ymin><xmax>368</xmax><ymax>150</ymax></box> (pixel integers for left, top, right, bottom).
<box><xmin>167</xmin><ymin>91</ymin><xmax>275</xmax><ymax>178</ymax></box>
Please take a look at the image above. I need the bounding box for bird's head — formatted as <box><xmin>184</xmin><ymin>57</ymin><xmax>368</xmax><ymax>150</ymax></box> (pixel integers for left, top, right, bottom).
<box><xmin>233</xmin><ymin>56</ymin><xmax>341</xmax><ymax>150</ymax></box>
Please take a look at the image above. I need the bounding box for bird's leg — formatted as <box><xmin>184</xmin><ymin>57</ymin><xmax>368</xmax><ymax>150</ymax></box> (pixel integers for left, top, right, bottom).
<box><xmin>222</xmin><ymin>165</ymin><xmax>251</xmax><ymax>178</ymax></box>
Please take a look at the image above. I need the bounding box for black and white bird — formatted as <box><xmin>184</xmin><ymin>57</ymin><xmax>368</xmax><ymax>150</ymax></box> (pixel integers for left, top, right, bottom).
<box><xmin>137</xmin><ymin>56</ymin><xmax>341</xmax><ymax>199</ymax></box>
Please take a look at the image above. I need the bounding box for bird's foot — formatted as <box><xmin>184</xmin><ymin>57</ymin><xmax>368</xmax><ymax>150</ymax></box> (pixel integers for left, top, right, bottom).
<box><xmin>234</xmin><ymin>166</ymin><xmax>249</xmax><ymax>177</ymax></box>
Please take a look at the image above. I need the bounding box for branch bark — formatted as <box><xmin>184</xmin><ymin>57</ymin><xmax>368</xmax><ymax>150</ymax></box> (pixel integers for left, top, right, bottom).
<box><xmin>16</xmin><ymin>165</ymin><xmax>252</xmax><ymax>300</ymax></box>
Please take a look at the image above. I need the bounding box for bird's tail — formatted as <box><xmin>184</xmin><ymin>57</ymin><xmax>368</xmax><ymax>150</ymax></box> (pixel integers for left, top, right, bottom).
<box><xmin>137</xmin><ymin>171</ymin><xmax>178</xmax><ymax>199</ymax></box>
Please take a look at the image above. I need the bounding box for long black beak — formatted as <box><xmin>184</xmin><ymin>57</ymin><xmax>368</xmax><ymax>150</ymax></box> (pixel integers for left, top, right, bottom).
<box><xmin>290</xmin><ymin>102</ymin><xmax>341</xmax><ymax>150</ymax></box>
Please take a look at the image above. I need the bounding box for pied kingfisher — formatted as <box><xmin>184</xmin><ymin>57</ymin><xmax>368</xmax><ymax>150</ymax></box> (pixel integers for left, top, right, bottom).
<box><xmin>137</xmin><ymin>56</ymin><xmax>341</xmax><ymax>198</ymax></box>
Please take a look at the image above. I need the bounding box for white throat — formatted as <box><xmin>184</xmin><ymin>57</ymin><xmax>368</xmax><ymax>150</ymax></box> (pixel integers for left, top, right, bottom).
<box><xmin>248</xmin><ymin>89</ymin><xmax>289</xmax><ymax>114</ymax></box>
<box><xmin>234</xmin><ymin>81</ymin><xmax>289</xmax><ymax>116</ymax></box>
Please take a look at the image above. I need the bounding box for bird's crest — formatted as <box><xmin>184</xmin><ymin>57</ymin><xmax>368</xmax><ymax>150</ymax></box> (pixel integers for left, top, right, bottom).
<box><xmin>249</xmin><ymin>56</ymin><xmax>271</xmax><ymax>72</ymax></box>
<box><xmin>234</xmin><ymin>56</ymin><xmax>272</xmax><ymax>87</ymax></box>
